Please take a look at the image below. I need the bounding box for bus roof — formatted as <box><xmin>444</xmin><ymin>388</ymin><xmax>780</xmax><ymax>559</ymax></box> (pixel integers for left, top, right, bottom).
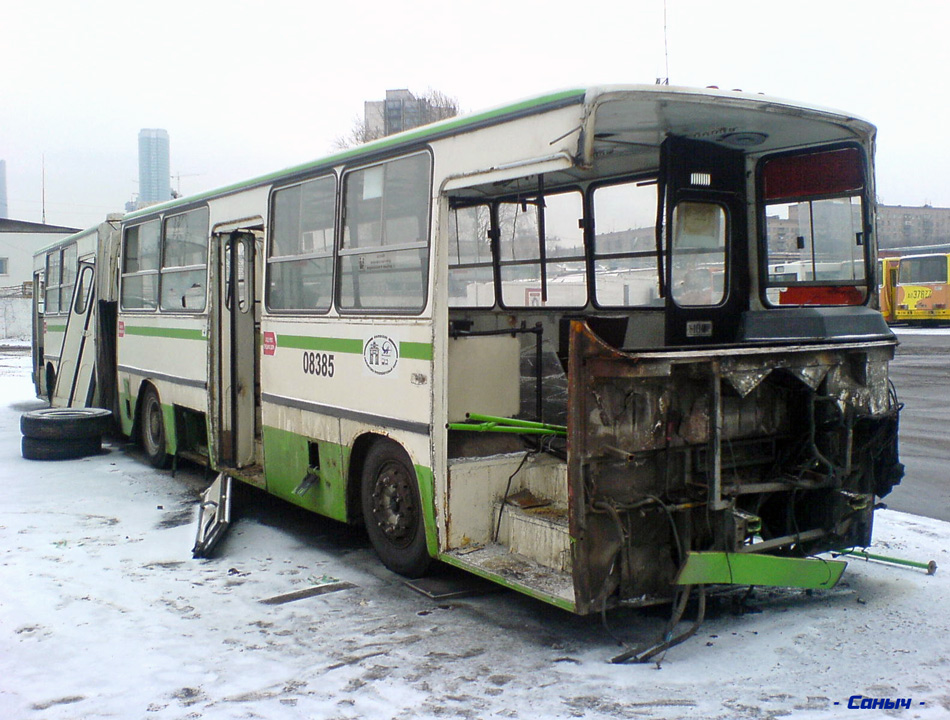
<box><xmin>33</xmin><ymin>224</ymin><xmax>99</xmax><ymax>258</ymax></box>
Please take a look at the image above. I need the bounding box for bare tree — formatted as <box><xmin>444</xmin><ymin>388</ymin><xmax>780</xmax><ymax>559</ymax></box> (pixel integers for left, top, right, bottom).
<box><xmin>331</xmin><ymin>115</ymin><xmax>386</xmax><ymax>152</ymax></box>
<box><xmin>416</xmin><ymin>88</ymin><xmax>459</xmax><ymax>121</ymax></box>
<box><xmin>332</xmin><ymin>88</ymin><xmax>459</xmax><ymax>151</ymax></box>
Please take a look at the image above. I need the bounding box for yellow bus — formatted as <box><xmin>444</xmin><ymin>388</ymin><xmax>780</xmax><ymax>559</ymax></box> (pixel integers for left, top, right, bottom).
<box><xmin>895</xmin><ymin>252</ymin><xmax>950</xmax><ymax>324</ymax></box>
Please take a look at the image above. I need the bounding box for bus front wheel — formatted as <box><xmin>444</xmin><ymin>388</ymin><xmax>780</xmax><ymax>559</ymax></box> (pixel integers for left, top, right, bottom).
<box><xmin>140</xmin><ymin>386</ymin><xmax>171</xmax><ymax>469</ymax></box>
<box><xmin>361</xmin><ymin>441</ymin><xmax>431</xmax><ymax>578</ymax></box>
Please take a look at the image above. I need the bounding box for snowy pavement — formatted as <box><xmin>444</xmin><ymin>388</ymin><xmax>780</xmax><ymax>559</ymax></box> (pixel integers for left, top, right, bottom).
<box><xmin>0</xmin><ymin>349</ymin><xmax>948</xmax><ymax>720</ymax></box>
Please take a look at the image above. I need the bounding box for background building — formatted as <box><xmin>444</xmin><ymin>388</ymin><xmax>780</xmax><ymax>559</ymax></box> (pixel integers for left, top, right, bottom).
<box><xmin>0</xmin><ymin>160</ymin><xmax>8</xmax><ymax>219</ymax></box>
<box><xmin>876</xmin><ymin>204</ymin><xmax>950</xmax><ymax>250</ymax></box>
<box><xmin>0</xmin><ymin>218</ymin><xmax>78</xmax><ymax>338</ymax></box>
<box><xmin>763</xmin><ymin>202</ymin><xmax>950</xmax><ymax>256</ymax></box>
<box><xmin>364</xmin><ymin>89</ymin><xmax>457</xmax><ymax>140</ymax></box>
<box><xmin>138</xmin><ymin>129</ymin><xmax>170</xmax><ymax>206</ymax></box>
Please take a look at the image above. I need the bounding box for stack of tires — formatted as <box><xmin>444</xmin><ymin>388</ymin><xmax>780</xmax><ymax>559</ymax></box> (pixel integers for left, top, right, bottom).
<box><xmin>20</xmin><ymin>408</ymin><xmax>113</xmax><ymax>461</ymax></box>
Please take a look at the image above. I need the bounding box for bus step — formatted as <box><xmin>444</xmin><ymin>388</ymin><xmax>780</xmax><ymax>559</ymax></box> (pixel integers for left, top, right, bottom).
<box><xmin>495</xmin><ymin>500</ymin><xmax>571</xmax><ymax>573</ymax></box>
<box><xmin>444</xmin><ymin>543</ymin><xmax>575</xmax><ymax>608</ymax></box>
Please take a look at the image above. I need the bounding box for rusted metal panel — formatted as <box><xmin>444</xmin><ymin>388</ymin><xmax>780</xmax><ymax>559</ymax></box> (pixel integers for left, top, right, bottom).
<box><xmin>567</xmin><ymin>319</ymin><xmax>901</xmax><ymax>615</ymax></box>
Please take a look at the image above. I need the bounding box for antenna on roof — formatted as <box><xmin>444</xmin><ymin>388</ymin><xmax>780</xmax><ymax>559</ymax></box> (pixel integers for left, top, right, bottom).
<box><xmin>42</xmin><ymin>154</ymin><xmax>46</xmax><ymax>224</ymax></box>
<box><xmin>656</xmin><ymin>0</ymin><xmax>670</xmax><ymax>85</ymax></box>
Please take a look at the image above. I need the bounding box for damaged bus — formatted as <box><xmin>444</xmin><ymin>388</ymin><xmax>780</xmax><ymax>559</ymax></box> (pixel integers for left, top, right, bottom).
<box><xmin>37</xmin><ymin>86</ymin><xmax>903</xmax><ymax>616</ymax></box>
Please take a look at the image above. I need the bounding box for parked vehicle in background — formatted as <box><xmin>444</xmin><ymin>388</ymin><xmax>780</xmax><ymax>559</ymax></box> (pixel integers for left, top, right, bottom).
<box><xmin>895</xmin><ymin>252</ymin><xmax>950</xmax><ymax>325</ymax></box>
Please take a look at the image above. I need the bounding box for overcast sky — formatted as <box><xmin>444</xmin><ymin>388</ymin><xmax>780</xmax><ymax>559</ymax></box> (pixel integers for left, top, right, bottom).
<box><xmin>2</xmin><ymin>0</ymin><xmax>948</xmax><ymax>229</ymax></box>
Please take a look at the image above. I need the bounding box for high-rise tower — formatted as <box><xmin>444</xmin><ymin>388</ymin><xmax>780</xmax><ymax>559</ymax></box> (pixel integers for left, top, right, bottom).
<box><xmin>138</xmin><ymin>129</ymin><xmax>170</xmax><ymax>206</ymax></box>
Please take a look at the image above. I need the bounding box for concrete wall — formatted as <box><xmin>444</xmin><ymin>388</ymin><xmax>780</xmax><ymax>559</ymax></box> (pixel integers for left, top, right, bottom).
<box><xmin>0</xmin><ymin>297</ymin><xmax>31</xmax><ymax>340</ymax></box>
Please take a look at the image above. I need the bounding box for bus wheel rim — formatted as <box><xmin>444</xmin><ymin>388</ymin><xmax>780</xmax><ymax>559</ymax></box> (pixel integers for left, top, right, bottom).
<box><xmin>371</xmin><ymin>460</ymin><xmax>415</xmax><ymax>548</ymax></box>
<box><xmin>145</xmin><ymin>397</ymin><xmax>163</xmax><ymax>453</ymax></box>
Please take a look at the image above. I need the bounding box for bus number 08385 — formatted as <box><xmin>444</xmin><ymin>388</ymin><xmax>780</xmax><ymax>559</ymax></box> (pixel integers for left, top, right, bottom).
<box><xmin>303</xmin><ymin>351</ymin><xmax>335</xmax><ymax>378</ymax></box>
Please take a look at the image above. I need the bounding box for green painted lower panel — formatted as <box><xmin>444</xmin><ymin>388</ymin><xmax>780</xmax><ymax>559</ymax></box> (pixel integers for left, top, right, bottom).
<box><xmin>675</xmin><ymin>552</ymin><xmax>847</xmax><ymax>589</ymax></box>
<box><xmin>261</xmin><ymin>426</ymin><xmax>349</xmax><ymax>522</ymax></box>
<box><xmin>414</xmin><ymin>465</ymin><xmax>438</xmax><ymax>556</ymax></box>
<box><xmin>162</xmin><ymin>402</ymin><xmax>177</xmax><ymax>456</ymax></box>
<box><xmin>118</xmin><ymin>387</ymin><xmax>135</xmax><ymax>436</ymax></box>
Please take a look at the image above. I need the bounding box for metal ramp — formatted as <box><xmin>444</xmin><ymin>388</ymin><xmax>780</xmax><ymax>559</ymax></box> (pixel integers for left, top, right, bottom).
<box><xmin>192</xmin><ymin>473</ymin><xmax>232</xmax><ymax>558</ymax></box>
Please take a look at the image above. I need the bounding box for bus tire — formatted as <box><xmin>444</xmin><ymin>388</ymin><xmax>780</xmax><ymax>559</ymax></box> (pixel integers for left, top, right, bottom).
<box><xmin>361</xmin><ymin>441</ymin><xmax>432</xmax><ymax>578</ymax></box>
<box><xmin>22</xmin><ymin>435</ymin><xmax>101</xmax><ymax>461</ymax></box>
<box><xmin>140</xmin><ymin>386</ymin><xmax>171</xmax><ymax>469</ymax></box>
<box><xmin>20</xmin><ymin>407</ymin><xmax>113</xmax><ymax>441</ymax></box>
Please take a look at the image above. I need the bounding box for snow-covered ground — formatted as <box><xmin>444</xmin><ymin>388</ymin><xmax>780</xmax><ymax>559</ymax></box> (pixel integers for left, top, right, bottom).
<box><xmin>1</xmin><ymin>349</ymin><xmax>948</xmax><ymax>720</ymax></box>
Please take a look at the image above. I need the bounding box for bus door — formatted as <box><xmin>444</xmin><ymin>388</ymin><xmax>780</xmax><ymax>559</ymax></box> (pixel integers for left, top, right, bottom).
<box><xmin>662</xmin><ymin>136</ymin><xmax>749</xmax><ymax>346</ymax></box>
<box><xmin>212</xmin><ymin>228</ymin><xmax>261</xmax><ymax>469</ymax></box>
<box><xmin>51</xmin><ymin>261</ymin><xmax>97</xmax><ymax>407</ymax></box>
<box><xmin>32</xmin><ymin>270</ymin><xmax>45</xmax><ymax>399</ymax></box>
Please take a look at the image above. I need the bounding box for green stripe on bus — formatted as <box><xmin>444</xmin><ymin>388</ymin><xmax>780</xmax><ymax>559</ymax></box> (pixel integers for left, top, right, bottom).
<box><xmin>275</xmin><ymin>334</ymin><xmax>433</xmax><ymax>361</ymax></box>
<box><xmin>400</xmin><ymin>342</ymin><xmax>433</xmax><ymax>361</ymax></box>
<box><xmin>45</xmin><ymin>324</ymin><xmax>67</xmax><ymax>333</ymax></box>
<box><xmin>123</xmin><ymin>326</ymin><xmax>206</xmax><ymax>341</ymax></box>
<box><xmin>277</xmin><ymin>335</ymin><xmax>363</xmax><ymax>354</ymax></box>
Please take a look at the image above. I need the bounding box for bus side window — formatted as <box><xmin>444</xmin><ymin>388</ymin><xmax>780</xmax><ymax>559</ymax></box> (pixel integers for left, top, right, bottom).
<box><xmin>121</xmin><ymin>221</ymin><xmax>161</xmax><ymax>310</ymax></box>
<box><xmin>591</xmin><ymin>180</ymin><xmax>663</xmax><ymax>307</ymax></box>
<box><xmin>339</xmin><ymin>153</ymin><xmax>431</xmax><ymax>313</ymax></box>
<box><xmin>160</xmin><ymin>208</ymin><xmax>209</xmax><ymax>312</ymax></box>
<box><xmin>267</xmin><ymin>175</ymin><xmax>336</xmax><ymax>312</ymax></box>
<box><xmin>448</xmin><ymin>204</ymin><xmax>494</xmax><ymax>308</ymax></box>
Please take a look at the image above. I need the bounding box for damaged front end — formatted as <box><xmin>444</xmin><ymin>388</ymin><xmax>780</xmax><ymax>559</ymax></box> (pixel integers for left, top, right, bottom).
<box><xmin>567</xmin><ymin>320</ymin><xmax>903</xmax><ymax>614</ymax></box>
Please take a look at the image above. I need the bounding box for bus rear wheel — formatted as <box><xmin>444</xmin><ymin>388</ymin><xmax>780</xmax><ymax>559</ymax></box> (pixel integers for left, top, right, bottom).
<box><xmin>361</xmin><ymin>441</ymin><xmax>432</xmax><ymax>578</ymax></box>
<box><xmin>140</xmin><ymin>386</ymin><xmax>171</xmax><ymax>469</ymax></box>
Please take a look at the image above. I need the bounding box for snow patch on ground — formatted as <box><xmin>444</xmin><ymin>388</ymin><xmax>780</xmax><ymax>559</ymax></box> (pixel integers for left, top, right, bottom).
<box><xmin>1</xmin><ymin>350</ymin><xmax>948</xmax><ymax>719</ymax></box>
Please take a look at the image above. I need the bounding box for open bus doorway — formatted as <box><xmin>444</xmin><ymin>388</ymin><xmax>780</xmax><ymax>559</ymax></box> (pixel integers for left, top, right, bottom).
<box><xmin>211</xmin><ymin>224</ymin><xmax>262</xmax><ymax>471</ymax></box>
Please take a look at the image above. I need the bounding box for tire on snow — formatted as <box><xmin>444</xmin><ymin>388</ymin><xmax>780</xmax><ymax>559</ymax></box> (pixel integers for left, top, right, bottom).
<box><xmin>20</xmin><ymin>407</ymin><xmax>113</xmax><ymax>441</ymax></box>
<box><xmin>360</xmin><ymin>440</ymin><xmax>432</xmax><ymax>578</ymax></box>
<box><xmin>21</xmin><ymin>435</ymin><xmax>102</xmax><ymax>461</ymax></box>
<box><xmin>139</xmin><ymin>385</ymin><xmax>171</xmax><ymax>469</ymax></box>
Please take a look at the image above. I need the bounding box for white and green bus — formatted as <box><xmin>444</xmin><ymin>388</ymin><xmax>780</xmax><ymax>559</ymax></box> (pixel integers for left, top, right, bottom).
<box><xmin>37</xmin><ymin>85</ymin><xmax>903</xmax><ymax>616</ymax></box>
<box><xmin>31</xmin><ymin>216</ymin><xmax>122</xmax><ymax>407</ymax></box>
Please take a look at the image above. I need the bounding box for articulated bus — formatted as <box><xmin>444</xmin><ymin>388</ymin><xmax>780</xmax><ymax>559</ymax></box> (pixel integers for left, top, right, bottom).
<box><xmin>35</xmin><ymin>86</ymin><xmax>903</xmax><ymax>616</ymax></box>
<box><xmin>31</xmin><ymin>216</ymin><xmax>121</xmax><ymax>405</ymax></box>
<box><xmin>894</xmin><ymin>252</ymin><xmax>950</xmax><ymax>324</ymax></box>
